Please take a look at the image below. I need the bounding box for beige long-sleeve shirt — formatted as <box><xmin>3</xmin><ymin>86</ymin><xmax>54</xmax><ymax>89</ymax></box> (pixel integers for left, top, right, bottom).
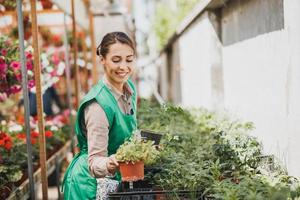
<box><xmin>82</xmin><ymin>76</ymin><xmax>133</xmax><ymax>178</ymax></box>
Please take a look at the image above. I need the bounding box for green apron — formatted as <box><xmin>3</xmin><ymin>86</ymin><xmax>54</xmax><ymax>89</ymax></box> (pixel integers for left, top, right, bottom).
<box><xmin>62</xmin><ymin>79</ymin><xmax>137</xmax><ymax>200</ymax></box>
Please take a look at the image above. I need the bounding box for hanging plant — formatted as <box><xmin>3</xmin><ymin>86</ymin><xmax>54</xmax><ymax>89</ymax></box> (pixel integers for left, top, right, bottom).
<box><xmin>9</xmin><ymin>15</ymin><xmax>32</xmax><ymax>41</ymax></box>
<box><xmin>67</xmin><ymin>31</ymin><xmax>84</xmax><ymax>52</ymax></box>
<box><xmin>52</xmin><ymin>34</ymin><xmax>63</xmax><ymax>47</ymax></box>
<box><xmin>0</xmin><ymin>0</ymin><xmax>17</xmax><ymax>11</ymax></box>
<box><xmin>0</xmin><ymin>36</ymin><xmax>35</xmax><ymax>101</ymax></box>
<box><xmin>39</xmin><ymin>27</ymin><xmax>53</xmax><ymax>47</ymax></box>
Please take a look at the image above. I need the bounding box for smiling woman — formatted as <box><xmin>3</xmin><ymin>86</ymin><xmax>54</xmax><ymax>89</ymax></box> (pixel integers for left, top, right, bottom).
<box><xmin>98</xmin><ymin>35</ymin><xmax>135</xmax><ymax>91</ymax></box>
<box><xmin>62</xmin><ymin>32</ymin><xmax>137</xmax><ymax>200</ymax></box>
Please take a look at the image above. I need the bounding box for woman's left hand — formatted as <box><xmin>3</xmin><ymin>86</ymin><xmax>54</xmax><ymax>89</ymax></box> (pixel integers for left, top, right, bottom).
<box><xmin>106</xmin><ymin>154</ymin><xmax>119</xmax><ymax>174</ymax></box>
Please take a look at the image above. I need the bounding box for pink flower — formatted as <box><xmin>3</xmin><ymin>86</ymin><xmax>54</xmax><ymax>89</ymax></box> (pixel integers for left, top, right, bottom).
<box><xmin>50</xmin><ymin>71</ymin><xmax>57</xmax><ymax>77</ymax></box>
<box><xmin>0</xmin><ymin>92</ymin><xmax>7</xmax><ymax>102</ymax></box>
<box><xmin>10</xmin><ymin>61</ymin><xmax>21</xmax><ymax>70</ymax></box>
<box><xmin>15</xmin><ymin>73</ymin><xmax>22</xmax><ymax>81</ymax></box>
<box><xmin>5</xmin><ymin>40</ymin><xmax>12</xmax><ymax>46</ymax></box>
<box><xmin>0</xmin><ymin>63</ymin><xmax>7</xmax><ymax>77</ymax></box>
<box><xmin>0</xmin><ymin>56</ymin><xmax>5</xmax><ymax>64</ymax></box>
<box><xmin>10</xmin><ymin>85</ymin><xmax>22</xmax><ymax>94</ymax></box>
<box><xmin>0</xmin><ymin>63</ymin><xmax>7</xmax><ymax>71</ymax></box>
<box><xmin>51</xmin><ymin>53</ymin><xmax>60</xmax><ymax>65</ymax></box>
<box><xmin>63</xmin><ymin>109</ymin><xmax>70</xmax><ymax>117</ymax></box>
<box><xmin>0</xmin><ymin>49</ymin><xmax>7</xmax><ymax>56</ymax></box>
<box><xmin>28</xmin><ymin>79</ymin><xmax>35</xmax><ymax>88</ymax></box>
<box><xmin>26</xmin><ymin>61</ymin><xmax>33</xmax><ymax>70</ymax></box>
<box><xmin>25</xmin><ymin>51</ymin><xmax>33</xmax><ymax>60</ymax></box>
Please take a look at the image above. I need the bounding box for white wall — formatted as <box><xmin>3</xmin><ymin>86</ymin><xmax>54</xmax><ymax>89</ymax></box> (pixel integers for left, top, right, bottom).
<box><xmin>178</xmin><ymin>12</ymin><xmax>213</xmax><ymax>108</ymax></box>
<box><xmin>222</xmin><ymin>0</ymin><xmax>300</xmax><ymax>176</ymax></box>
<box><xmin>282</xmin><ymin>0</ymin><xmax>300</xmax><ymax>177</ymax></box>
<box><xmin>176</xmin><ymin>0</ymin><xmax>300</xmax><ymax>177</ymax></box>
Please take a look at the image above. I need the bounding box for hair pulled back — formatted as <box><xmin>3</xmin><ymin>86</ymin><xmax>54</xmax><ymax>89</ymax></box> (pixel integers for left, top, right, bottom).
<box><xmin>96</xmin><ymin>32</ymin><xmax>135</xmax><ymax>58</ymax></box>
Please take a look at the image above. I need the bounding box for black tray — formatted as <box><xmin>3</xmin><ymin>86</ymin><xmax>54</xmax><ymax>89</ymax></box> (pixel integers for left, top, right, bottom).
<box><xmin>140</xmin><ymin>130</ymin><xmax>163</xmax><ymax>145</ymax></box>
<box><xmin>109</xmin><ymin>189</ymin><xmax>205</xmax><ymax>200</ymax></box>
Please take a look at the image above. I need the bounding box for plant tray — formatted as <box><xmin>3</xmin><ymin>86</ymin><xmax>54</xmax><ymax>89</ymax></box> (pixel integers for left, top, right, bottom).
<box><xmin>108</xmin><ymin>188</ymin><xmax>206</xmax><ymax>200</ymax></box>
<box><xmin>140</xmin><ymin>130</ymin><xmax>163</xmax><ymax>145</ymax></box>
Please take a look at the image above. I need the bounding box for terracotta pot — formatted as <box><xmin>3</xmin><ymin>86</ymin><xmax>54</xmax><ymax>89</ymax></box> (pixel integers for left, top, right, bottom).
<box><xmin>4</xmin><ymin>5</ymin><xmax>16</xmax><ymax>11</ymax></box>
<box><xmin>40</xmin><ymin>0</ymin><xmax>53</xmax><ymax>9</ymax></box>
<box><xmin>119</xmin><ymin>161</ymin><xmax>144</xmax><ymax>182</ymax></box>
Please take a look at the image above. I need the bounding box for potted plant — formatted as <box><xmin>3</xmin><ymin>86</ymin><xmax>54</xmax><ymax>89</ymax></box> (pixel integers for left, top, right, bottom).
<box><xmin>0</xmin><ymin>0</ymin><xmax>17</xmax><ymax>11</ymax></box>
<box><xmin>115</xmin><ymin>134</ymin><xmax>160</xmax><ymax>182</ymax></box>
<box><xmin>39</xmin><ymin>0</ymin><xmax>53</xmax><ymax>10</ymax></box>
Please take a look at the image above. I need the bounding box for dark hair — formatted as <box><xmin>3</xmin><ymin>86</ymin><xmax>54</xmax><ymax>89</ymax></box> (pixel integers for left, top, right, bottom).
<box><xmin>96</xmin><ymin>32</ymin><xmax>135</xmax><ymax>57</ymax></box>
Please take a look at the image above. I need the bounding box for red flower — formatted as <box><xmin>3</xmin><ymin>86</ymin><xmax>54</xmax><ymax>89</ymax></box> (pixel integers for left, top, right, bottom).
<box><xmin>25</xmin><ymin>51</ymin><xmax>33</xmax><ymax>60</ymax></box>
<box><xmin>0</xmin><ymin>49</ymin><xmax>7</xmax><ymax>56</ymax></box>
<box><xmin>60</xmin><ymin>116</ymin><xmax>68</xmax><ymax>124</ymax></box>
<box><xmin>0</xmin><ymin>132</ymin><xmax>13</xmax><ymax>150</ymax></box>
<box><xmin>17</xmin><ymin>133</ymin><xmax>26</xmax><ymax>140</ymax></box>
<box><xmin>3</xmin><ymin>135</ymin><xmax>11</xmax><ymax>143</ymax></box>
<box><xmin>28</xmin><ymin>79</ymin><xmax>35</xmax><ymax>89</ymax></box>
<box><xmin>31</xmin><ymin>138</ymin><xmax>37</xmax><ymax>145</ymax></box>
<box><xmin>15</xmin><ymin>73</ymin><xmax>22</xmax><ymax>81</ymax></box>
<box><xmin>4</xmin><ymin>142</ymin><xmax>12</xmax><ymax>150</ymax></box>
<box><xmin>0</xmin><ymin>56</ymin><xmax>5</xmax><ymax>64</ymax></box>
<box><xmin>31</xmin><ymin>131</ymin><xmax>39</xmax><ymax>138</ymax></box>
<box><xmin>0</xmin><ymin>61</ymin><xmax>7</xmax><ymax>78</ymax></box>
<box><xmin>0</xmin><ymin>132</ymin><xmax>5</xmax><ymax>140</ymax></box>
<box><xmin>10</xmin><ymin>85</ymin><xmax>22</xmax><ymax>94</ymax></box>
<box><xmin>45</xmin><ymin>130</ymin><xmax>53</xmax><ymax>138</ymax></box>
<box><xmin>26</xmin><ymin>61</ymin><xmax>33</xmax><ymax>70</ymax></box>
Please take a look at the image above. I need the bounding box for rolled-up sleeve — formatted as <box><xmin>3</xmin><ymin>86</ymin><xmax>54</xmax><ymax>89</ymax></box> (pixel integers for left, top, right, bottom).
<box><xmin>84</xmin><ymin>101</ymin><xmax>110</xmax><ymax>178</ymax></box>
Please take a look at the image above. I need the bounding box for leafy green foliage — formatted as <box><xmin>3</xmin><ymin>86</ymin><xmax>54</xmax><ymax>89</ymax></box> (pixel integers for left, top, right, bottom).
<box><xmin>153</xmin><ymin>0</ymin><xmax>200</xmax><ymax>49</ymax></box>
<box><xmin>137</xmin><ymin>99</ymin><xmax>300</xmax><ymax>199</ymax></box>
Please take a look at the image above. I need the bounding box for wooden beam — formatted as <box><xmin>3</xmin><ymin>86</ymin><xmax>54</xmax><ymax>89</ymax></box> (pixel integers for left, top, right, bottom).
<box><xmin>29</xmin><ymin>0</ymin><xmax>48</xmax><ymax>199</ymax></box>
<box><xmin>89</xmin><ymin>11</ymin><xmax>98</xmax><ymax>85</ymax></box>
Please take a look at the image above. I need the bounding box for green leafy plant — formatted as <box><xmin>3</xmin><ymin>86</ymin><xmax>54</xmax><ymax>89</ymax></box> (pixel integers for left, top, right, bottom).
<box><xmin>116</xmin><ymin>133</ymin><xmax>160</xmax><ymax>165</ymax></box>
<box><xmin>0</xmin><ymin>0</ymin><xmax>17</xmax><ymax>11</ymax></box>
<box><xmin>137</xmin><ymin>99</ymin><xmax>300</xmax><ymax>199</ymax></box>
<box><xmin>153</xmin><ymin>0</ymin><xmax>200</xmax><ymax>49</ymax></box>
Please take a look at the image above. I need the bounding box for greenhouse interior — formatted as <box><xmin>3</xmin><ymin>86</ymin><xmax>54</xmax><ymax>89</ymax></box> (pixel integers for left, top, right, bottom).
<box><xmin>0</xmin><ymin>0</ymin><xmax>300</xmax><ymax>200</ymax></box>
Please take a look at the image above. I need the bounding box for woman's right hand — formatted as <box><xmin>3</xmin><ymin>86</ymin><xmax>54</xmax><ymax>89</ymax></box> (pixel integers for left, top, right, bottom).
<box><xmin>106</xmin><ymin>154</ymin><xmax>119</xmax><ymax>174</ymax></box>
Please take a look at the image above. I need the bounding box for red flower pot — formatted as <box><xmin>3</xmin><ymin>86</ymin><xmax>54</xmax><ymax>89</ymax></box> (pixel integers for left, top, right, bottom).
<box><xmin>119</xmin><ymin>161</ymin><xmax>144</xmax><ymax>182</ymax></box>
<box><xmin>40</xmin><ymin>0</ymin><xmax>53</xmax><ymax>9</ymax></box>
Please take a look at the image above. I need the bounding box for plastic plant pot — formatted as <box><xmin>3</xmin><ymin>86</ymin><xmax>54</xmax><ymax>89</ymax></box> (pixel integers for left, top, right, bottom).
<box><xmin>119</xmin><ymin>161</ymin><xmax>144</xmax><ymax>182</ymax></box>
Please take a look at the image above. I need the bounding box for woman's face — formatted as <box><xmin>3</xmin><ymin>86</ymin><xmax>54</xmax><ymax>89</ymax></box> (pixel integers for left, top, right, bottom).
<box><xmin>101</xmin><ymin>42</ymin><xmax>135</xmax><ymax>87</ymax></box>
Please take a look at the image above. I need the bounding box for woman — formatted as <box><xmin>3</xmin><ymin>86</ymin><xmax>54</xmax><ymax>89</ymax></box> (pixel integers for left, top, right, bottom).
<box><xmin>63</xmin><ymin>32</ymin><xmax>137</xmax><ymax>200</ymax></box>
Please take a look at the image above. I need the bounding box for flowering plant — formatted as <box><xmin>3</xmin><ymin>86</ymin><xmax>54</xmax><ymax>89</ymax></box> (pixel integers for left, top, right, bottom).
<box><xmin>0</xmin><ymin>122</ymin><xmax>26</xmax><ymax>188</ymax></box>
<box><xmin>29</xmin><ymin>50</ymin><xmax>65</xmax><ymax>94</ymax></box>
<box><xmin>0</xmin><ymin>35</ymin><xmax>65</xmax><ymax>98</ymax></box>
<box><xmin>0</xmin><ymin>109</ymin><xmax>72</xmax><ymax>190</ymax></box>
<box><xmin>0</xmin><ymin>36</ymin><xmax>35</xmax><ymax>101</ymax></box>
